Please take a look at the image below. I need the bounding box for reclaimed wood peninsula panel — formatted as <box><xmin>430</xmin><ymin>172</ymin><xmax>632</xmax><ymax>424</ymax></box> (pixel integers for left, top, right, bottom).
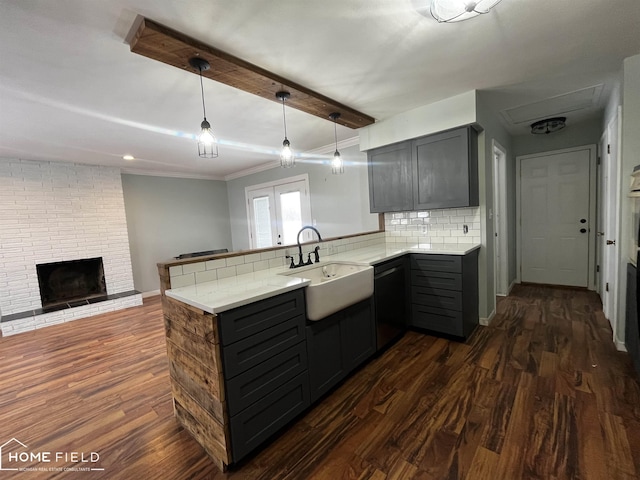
<box><xmin>161</xmin><ymin>295</ymin><xmax>231</xmax><ymax>471</ymax></box>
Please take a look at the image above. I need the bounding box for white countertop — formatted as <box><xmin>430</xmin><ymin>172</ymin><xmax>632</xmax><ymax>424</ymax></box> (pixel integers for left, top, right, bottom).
<box><xmin>165</xmin><ymin>242</ymin><xmax>480</xmax><ymax>315</ymax></box>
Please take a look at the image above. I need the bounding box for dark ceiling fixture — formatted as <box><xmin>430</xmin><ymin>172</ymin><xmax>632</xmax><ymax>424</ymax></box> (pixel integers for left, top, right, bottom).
<box><xmin>329</xmin><ymin>112</ymin><xmax>344</xmax><ymax>175</ymax></box>
<box><xmin>129</xmin><ymin>17</ymin><xmax>375</xmax><ymax>129</ymax></box>
<box><xmin>189</xmin><ymin>57</ymin><xmax>218</xmax><ymax>158</ymax></box>
<box><xmin>276</xmin><ymin>91</ymin><xmax>294</xmax><ymax>168</ymax></box>
<box><xmin>531</xmin><ymin>117</ymin><xmax>567</xmax><ymax>135</ymax></box>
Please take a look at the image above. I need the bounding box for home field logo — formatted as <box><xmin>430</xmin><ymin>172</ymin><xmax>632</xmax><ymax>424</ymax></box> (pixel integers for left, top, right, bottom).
<box><xmin>0</xmin><ymin>438</ymin><xmax>104</xmax><ymax>472</ymax></box>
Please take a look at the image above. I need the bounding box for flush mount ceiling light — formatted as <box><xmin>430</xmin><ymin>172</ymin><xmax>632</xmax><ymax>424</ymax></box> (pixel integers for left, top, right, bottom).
<box><xmin>429</xmin><ymin>0</ymin><xmax>502</xmax><ymax>23</ymax></box>
<box><xmin>276</xmin><ymin>91</ymin><xmax>295</xmax><ymax>168</ymax></box>
<box><xmin>189</xmin><ymin>57</ymin><xmax>218</xmax><ymax>158</ymax></box>
<box><xmin>531</xmin><ymin>117</ymin><xmax>567</xmax><ymax>135</ymax></box>
<box><xmin>329</xmin><ymin>112</ymin><xmax>344</xmax><ymax>175</ymax></box>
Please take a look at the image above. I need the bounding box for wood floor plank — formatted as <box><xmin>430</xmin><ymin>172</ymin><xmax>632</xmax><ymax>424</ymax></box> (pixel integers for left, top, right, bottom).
<box><xmin>1</xmin><ymin>285</ymin><xmax>639</xmax><ymax>479</ymax></box>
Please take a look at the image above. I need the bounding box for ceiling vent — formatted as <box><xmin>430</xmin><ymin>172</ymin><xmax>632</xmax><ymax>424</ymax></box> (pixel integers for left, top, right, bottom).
<box><xmin>500</xmin><ymin>84</ymin><xmax>603</xmax><ymax>125</ymax></box>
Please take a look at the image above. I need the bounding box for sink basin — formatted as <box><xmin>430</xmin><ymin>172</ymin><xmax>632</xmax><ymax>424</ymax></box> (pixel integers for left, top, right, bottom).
<box><xmin>282</xmin><ymin>262</ymin><xmax>374</xmax><ymax>321</ymax></box>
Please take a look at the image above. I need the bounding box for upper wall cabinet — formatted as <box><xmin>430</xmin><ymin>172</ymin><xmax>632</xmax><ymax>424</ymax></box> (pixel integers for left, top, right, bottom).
<box><xmin>367</xmin><ymin>141</ymin><xmax>414</xmax><ymax>212</ymax></box>
<box><xmin>367</xmin><ymin>126</ymin><xmax>479</xmax><ymax>213</ymax></box>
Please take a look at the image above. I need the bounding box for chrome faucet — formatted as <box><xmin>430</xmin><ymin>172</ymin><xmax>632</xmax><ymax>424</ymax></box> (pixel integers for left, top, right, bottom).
<box><xmin>292</xmin><ymin>226</ymin><xmax>322</xmax><ymax>268</ymax></box>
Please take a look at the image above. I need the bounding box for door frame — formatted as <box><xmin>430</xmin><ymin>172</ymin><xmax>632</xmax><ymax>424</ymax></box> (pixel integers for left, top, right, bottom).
<box><xmin>492</xmin><ymin>139</ymin><xmax>509</xmax><ymax>296</ymax></box>
<box><xmin>515</xmin><ymin>144</ymin><xmax>598</xmax><ymax>290</ymax></box>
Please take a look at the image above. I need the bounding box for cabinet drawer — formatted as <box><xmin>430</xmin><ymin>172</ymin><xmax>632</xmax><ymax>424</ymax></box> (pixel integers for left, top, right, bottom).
<box><xmin>218</xmin><ymin>289</ymin><xmax>305</xmax><ymax>345</ymax></box>
<box><xmin>412</xmin><ymin>286</ymin><xmax>462</xmax><ymax>311</ymax></box>
<box><xmin>411</xmin><ymin>270</ymin><xmax>462</xmax><ymax>290</ymax></box>
<box><xmin>411</xmin><ymin>304</ymin><xmax>463</xmax><ymax>337</ymax></box>
<box><xmin>226</xmin><ymin>342</ymin><xmax>308</xmax><ymax>417</ymax></box>
<box><xmin>229</xmin><ymin>372</ymin><xmax>310</xmax><ymax>462</ymax></box>
<box><xmin>411</xmin><ymin>255</ymin><xmax>461</xmax><ymax>273</ymax></box>
<box><xmin>223</xmin><ymin>315</ymin><xmax>305</xmax><ymax>378</ymax></box>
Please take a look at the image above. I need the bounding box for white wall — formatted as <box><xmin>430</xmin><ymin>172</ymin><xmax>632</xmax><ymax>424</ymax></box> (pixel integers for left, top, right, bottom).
<box><xmin>121</xmin><ymin>174</ymin><xmax>232</xmax><ymax>293</ymax></box>
<box><xmin>226</xmin><ymin>144</ymin><xmax>379</xmax><ymax>251</ymax></box>
<box><xmin>0</xmin><ymin>159</ymin><xmax>137</xmax><ymax>317</ymax></box>
<box><xmin>512</xmin><ymin>118</ymin><xmax>603</xmax><ymax>158</ymax></box>
<box><xmin>358</xmin><ymin>90</ymin><xmax>477</xmax><ymax>151</ymax></box>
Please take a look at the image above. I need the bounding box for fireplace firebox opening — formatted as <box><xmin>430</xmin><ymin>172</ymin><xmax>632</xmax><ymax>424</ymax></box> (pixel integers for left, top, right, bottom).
<box><xmin>36</xmin><ymin>258</ymin><xmax>107</xmax><ymax>311</ymax></box>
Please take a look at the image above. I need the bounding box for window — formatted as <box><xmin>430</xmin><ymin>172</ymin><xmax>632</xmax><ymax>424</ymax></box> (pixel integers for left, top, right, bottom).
<box><xmin>246</xmin><ymin>175</ymin><xmax>312</xmax><ymax>249</ymax></box>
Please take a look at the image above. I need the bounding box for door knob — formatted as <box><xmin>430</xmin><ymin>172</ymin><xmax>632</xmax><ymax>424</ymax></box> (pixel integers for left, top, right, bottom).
<box><xmin>580</xmin><ymin>228</ymin><xmax>587</xmax><ymax>233</ymax></box>
<box><xmin>580</xmin><ymin>218</ymin><xmax>587</xmax><ymax>224</ymax></box>
<box><xmin>606</xmin><ymin>239</ymin><xmax>616</xmax><ymax>245</ymax></box>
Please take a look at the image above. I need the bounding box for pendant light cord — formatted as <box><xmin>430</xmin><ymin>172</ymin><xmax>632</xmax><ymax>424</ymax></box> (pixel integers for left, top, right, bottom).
<box><xmin>334</xmin><ymin>118</ymin><xmax>338</xmax><ymax>152</ymax></box>
<box><xmin>198</xmin><ymin>68</ymin><xmax>207</xmax><ymax>120</ymax></box>
<box><xmin>281</xmin><ymin>97</ymin><xmax>288</xmax><ymax>140</ymax></box>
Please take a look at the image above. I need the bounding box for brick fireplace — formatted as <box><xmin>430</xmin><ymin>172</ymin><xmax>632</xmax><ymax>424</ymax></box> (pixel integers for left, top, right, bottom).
<box><xmin>0</xmin><ymin>159</ymin><xmax>142</xmax><ymax>335</ymax></box>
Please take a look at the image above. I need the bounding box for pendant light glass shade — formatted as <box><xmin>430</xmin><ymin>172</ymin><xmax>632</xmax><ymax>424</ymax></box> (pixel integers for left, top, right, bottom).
<box><xmin>189</xmin><ymin>57</ymin><xmax>218</xmax><ymax>158</ymax></box>
<box><xmin>430</xmin><ymin>0</ymin><xmax>502</xmax><ymax>22</ymax></box>
<box><xmin>198</xmin><ymin>119</ymin><xmax>218</xmax><ymax>158</ymax></box>
<box><xmin>276</xmin><ymin>91</ymin><xmax>295</xmax><ymax>168</ymax></box>
<box><xmin>329</xmin><ymin>112</ymin><xmax>344</xmax><ymax>174</ymax></box>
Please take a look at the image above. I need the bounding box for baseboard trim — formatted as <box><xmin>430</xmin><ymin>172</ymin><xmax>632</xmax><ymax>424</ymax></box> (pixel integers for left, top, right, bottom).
<box><xmin>142</xmin><ymin>290</ymin><xmax>161</xmax><ymax>298</ymax></box>
<box><xmin>480</xmin><ymin>309</ymin><xmax>495</xmax><ymax>326</ymax></box>
<box><xmin>615</xmin><ymin>339</ymin><xmax>627</xmax><ymax>352</ymax></box>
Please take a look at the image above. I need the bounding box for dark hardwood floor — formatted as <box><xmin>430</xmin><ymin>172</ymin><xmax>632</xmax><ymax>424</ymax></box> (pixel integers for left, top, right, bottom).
<box><xmin>1</xmin><ymin>284</ymin><xmax>639</xmax><ymax>479</ymax></box>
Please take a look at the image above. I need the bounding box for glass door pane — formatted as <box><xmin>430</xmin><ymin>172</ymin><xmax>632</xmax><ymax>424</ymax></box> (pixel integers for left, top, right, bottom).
<box><xmin>252</xmin><ymin>196</ymin><xmax>273</xmax><ymax>248</ymax></box>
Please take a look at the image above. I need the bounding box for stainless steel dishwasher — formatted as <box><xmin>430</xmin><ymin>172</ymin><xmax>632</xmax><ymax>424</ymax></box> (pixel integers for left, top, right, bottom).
<box><xmin>373</xmin><ymin>257</ymin><xmax>408</xmax><ymax>351</ymax></box>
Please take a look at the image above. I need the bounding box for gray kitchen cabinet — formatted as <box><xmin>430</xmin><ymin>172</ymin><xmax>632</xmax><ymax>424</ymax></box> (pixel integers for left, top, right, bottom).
<box><xmin>306</xmin><ymin>298</ymin><xmax>374</xmax><ymax>403</ymax></box>
<box><xmin>367</xmin><ymin>125</ymin><xmax>478</xmax><ymax>213</ymax></box>
<box><xmin>367</xmin><ymin>141</ymin><xmax>413</xmax><ymax>213</ymax></box>
<box><xmin>218</xmin><ymin>289</ymin><xmax>310</xmax><ymax>462</ymax></box>
<box><xmin>409</xmin><ymin>251</ymin><xmax>478</xmax><ymax>338</ymax></box>
<box><xmin>412</xmin><ymin>126</ymin><xmax>478</xmax><ymax>210</ymax></box>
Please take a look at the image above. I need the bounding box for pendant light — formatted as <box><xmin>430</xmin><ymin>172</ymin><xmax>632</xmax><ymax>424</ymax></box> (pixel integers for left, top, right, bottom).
<box><xmin>329</xmin><ymin>112</ymin><xmax>344</xmax><ymax>175</ymax></box>
<box><xmin>189</xmin><ymin>57</ymin><xmax>218</xmax><ymax>158</ymax></box>
<box><xmin>276</xmin><ymin>91</ymin><xmax>295</xmax><ymax>168</ymax></box>
<box><xmin>429</xmin><ymin>0</ymin><xmax>502</xmax><ymax>23</ymax></box>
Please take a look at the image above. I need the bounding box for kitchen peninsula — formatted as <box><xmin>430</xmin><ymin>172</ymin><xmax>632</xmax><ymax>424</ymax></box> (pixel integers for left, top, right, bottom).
<box><xmin>157</xmin><ymin>231</ymin><xmax>480</xmax><ymax>471</ymax></box>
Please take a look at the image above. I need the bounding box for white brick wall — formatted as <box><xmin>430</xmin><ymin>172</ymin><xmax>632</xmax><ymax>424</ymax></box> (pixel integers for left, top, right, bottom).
<box><xmin>0</xmin><ymin>158</ymin><xmax>138</xmax><ymax>317</ymax></box>
<box><xmin>168</xmin><ymin>232</ymin><xmax>386</xmax><ymax>288</ymax></box>
<box><xmin>384</xmin><ymin>207</ymin><xmax>482</xmax><ymax>245</ymax></box>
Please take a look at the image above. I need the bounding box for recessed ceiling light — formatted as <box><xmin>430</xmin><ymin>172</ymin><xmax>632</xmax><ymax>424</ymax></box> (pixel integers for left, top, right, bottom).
<box><xmin>122</xmin><ymin>154</ymin><xmax>135</xmax><ymax>161</ymax></box>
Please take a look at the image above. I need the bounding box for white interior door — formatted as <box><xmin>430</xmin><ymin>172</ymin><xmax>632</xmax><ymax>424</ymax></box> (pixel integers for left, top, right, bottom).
<box><xmin>602</xmin><ymin>111</ymin><xmax>621</xmax><ymax>331</ymax></box>
<box><xmin>520</xmin><ymin>148</ymin><xmax>592</xmax><ymax>287</ymax></box>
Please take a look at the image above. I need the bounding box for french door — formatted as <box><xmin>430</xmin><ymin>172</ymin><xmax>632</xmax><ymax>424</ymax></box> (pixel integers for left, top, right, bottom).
<box><xmin>247</xmin><ymin>176</ymin><xmax>312</xmax><ymax>249</ymax></box>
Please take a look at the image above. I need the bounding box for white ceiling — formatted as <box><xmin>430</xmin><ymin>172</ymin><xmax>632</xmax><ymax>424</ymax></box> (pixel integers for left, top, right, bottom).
<box><xmin>0</xmin><ymin>0</ymin><xmax>638</xmax><ymax>179</ymax></box>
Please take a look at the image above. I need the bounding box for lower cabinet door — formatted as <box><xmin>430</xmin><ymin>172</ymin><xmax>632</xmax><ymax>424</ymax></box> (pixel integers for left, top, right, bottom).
<box><xmin>342</xmin><ymin>299</ymin><xmax>375</xmax><ymax>373</ymax></box>
<box><xmin>306</xmin><ymin>314</ymin><xmax>345</xmax><ymax>403</ymax></box>
<box><xmin>229</xmin><ymin>372</ymin><xmax>310</xmax><ymax>463</ymax></box>
<box><xmin>225</xmin><ymin>342</ymin><xmax>308</xmax><ymax>417</ymax></box>
<box><xmin>411</xmin><ymin>304</ymin><xmax>464</xmax><ymax>337</ymax></box>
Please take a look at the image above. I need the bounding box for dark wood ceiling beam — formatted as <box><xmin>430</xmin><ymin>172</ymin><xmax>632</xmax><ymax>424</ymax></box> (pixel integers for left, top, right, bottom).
<box><xmin>129</xmin><ymin>18</ymin><xmax>375</xmax><ymax>129</ymax></box>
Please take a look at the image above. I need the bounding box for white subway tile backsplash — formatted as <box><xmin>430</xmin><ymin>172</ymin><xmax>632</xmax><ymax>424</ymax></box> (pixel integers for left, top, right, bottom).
<box><xmin>205</xmin><ymin>259</ymin><xmax>226</xmax><ymax>270</ymax></box>
<box><xmin>384</xmin><ymin>207</ymin><xmax>480</xmax><ymax>246</ymax></box>
<box><xmin>182</xmin><ymin>262</ymin><xmax>206</xmax><ymax>274</ymax></box>
<box><xmin>195</xmin><ymin>269</ymin><xmax>217</xmax><ymax>283</ymax></box>
<box><xmin>216</xmin><ymin>266</ymin><xmax>237</xmax><ymax>279</ymax></box>
<box><xmin>225</xmin><ymin>256</ymin><xmax>245</xmax><ymax>267</ymax></box>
